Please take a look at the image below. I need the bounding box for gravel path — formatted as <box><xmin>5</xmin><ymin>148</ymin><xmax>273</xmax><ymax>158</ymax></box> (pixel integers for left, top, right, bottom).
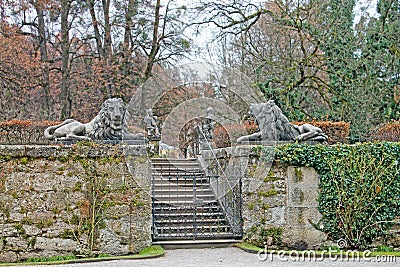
<box><xmin>13</xmin><ymin>247</ymin><xmax>399</xmax><ymax>267</ymax></box>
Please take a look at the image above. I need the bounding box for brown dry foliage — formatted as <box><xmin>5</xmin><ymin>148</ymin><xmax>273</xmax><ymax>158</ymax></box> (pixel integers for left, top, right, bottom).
<box><xmin>0</xmin><ymin>120</ymin><xmax>60</xmax><ymax>144</ymax></box>
<box><xmin>292</xmin><ymin>121</ymin><xmax>350</xmax><ymax>144</ymax></box>
<box><xmin>370</xmin><ymin>121</ymin><xmax>400</xmax><ymax>142</ymax></box>
<box><xmin>213</xmin><ymin>121</ymin><xmax>258</xmax><ymax>148</ymax></box>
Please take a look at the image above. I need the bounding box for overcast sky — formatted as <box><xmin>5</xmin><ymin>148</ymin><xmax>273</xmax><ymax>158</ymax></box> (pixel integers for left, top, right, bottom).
<box><xmin>353</xmin><ymin>0</ymin><xmax>379</xmax><ymax>27</ymax></box>
<box><xmin>181</xmin><ymin>0</ymin><xmax>380</xmax><ymax>63</ymax></box>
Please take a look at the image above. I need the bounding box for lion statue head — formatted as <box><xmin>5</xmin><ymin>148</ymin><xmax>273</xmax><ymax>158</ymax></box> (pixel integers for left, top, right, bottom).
<box><xmin>89</xmin><ymin>98</ymin><xmax>128</xmax><ymax>140</ymax></box>
<box><xmin>244</xmin><ymin>101</ymin><xmax>297</xmax><ymax>141</ymax></box>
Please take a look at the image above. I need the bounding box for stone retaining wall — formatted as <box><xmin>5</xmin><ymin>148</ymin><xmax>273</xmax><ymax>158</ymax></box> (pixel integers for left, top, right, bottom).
<box><xmin>2</xmin><ymin>144</ymin><xmax>398</xmax><ymax>262</ymax></box>
<box><xmin>0</xmin><ymin>145</ymin><xmax>151</xmax><ymax>263</ymax></box>
<box><xmin>201</xmin><ymin>145</ymin><xmax>326</xmax><ymax>249</ymax></box>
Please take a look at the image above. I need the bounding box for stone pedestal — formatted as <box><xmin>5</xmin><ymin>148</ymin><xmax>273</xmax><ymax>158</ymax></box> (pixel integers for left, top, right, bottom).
<box><xmin>148</xmin><ymin>137</ymin><xmax>160</xmax><ymax>156</ymax></box>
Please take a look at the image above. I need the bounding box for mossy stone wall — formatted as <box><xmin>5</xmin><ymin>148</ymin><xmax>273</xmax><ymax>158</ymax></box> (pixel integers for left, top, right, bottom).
<box><xmin>0</xmin><ymin>145</ymin><xmax>151</xmax><ymax>263</ymax></box>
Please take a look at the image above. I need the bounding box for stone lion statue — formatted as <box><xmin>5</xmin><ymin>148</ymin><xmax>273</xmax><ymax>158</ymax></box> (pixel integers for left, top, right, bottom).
<box><xmin>237</xmin><ymin>100</ymin><xmax>327</xmax><ymax>143</ymax></box>
<box><xmin>44</xmin><ymin>98</ymin><xmax>145</xmax><ymax>142</ymax></box>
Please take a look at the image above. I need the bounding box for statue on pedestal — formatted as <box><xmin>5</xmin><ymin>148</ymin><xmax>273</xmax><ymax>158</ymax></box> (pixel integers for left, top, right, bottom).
<box><xmin>195</xmin><ymin>107</ymin><xmax>216</xmax><ymax>150</ymax></box>
<box><xmin>44</xmin><ymin>98</ymin><xmax>145</xmax><ymax>142</ymax></box>
<box><xmin>237</xmin><ymin>100</ymin><xmax>328</xmax><ymax>143</ymax></box>
<box><xmin>143</xmin><ymin>108</ymin><xmax>160</xmax><ymax>139</ymax></box>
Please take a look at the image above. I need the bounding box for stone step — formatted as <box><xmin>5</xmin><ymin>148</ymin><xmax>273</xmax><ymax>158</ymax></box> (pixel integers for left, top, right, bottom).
<box><xmin>153</xmin><ymin>192</ymin><xmax>214</xmax><ymax>197</ymax></box>
<box><xmin>152</xmin><ymin>239</ymin><xmax>241</xmax><ymax>249</ymax></box>
<box><xmin>152</xmin><ymin>180</ymin><xmax>208</xmax><ymax>184</ymax></box>
<box><xmin>152</xmin><ymin>184</ymin><xmax>211</xmax><ymax>189</ymax></box>
<box><xmin>152</xmin><ymin>232</ymin><xmax>238</xmax><ymax>241</ymax></box>
<box><xmin>152</xmin><ymin>180</ymin><xmax>211</xmax><ymax>187</ymax></box>
<box><xmin>153</xmin><ymin>199</ymin><xmax>218</xmax><ymax>205</ymax></box>
<box><xmin>154</xmin><ymin>218</ymin><xmax>228</xmax><ymax>224</ymax></box>
<box><xmin>151</xmin><ymin>159</ymin><xmax>200</xmax><ymax>164</ymax></box>
<box><xmin>151</xmin><ymin>158</ymin><xmax>198</xmax><ymax>162</ymax></box>
<box><xmin>153</xmin><ymin>205</ymin><xmax>222</xmax><ymax>213</ymax></box>
<box><xmin>153</xmin><ymin>195</ymin><xmax>216</xmax><ymax>200</ymax></box>
<box><xmin>151</xmin><ymin>169</ymin><xmax>204</xmax><ymax>175</ymax></box>
<box><xmin>153</xmin><ymin>210</ymin><xmax>223</xmax><ymax>216</ymax></box>
<box><xmin>153</xmin><ymin>187</ymin><xmax>212</xmax><ymax>193</ymax></box>
<box><xmin>155</xmin><ymin>225</ymin><xmax>232</xmax><ymax>232</ymax></box>
<box><xmin>153</xmin><ymin>175</ymin><xmax>210</xmax><ymax>180</ymax></box>
<box><xmin>153</xmin><ymin>198</ymin><xmax>216</xmax><ymax>204</ymax></box>
<box><xmin>152</xmin><ymin>174</ymin><xmax>206</xmax><ymax>179</ymax></box>
<box><xmin>153</xmin><ymin>192</ymin><xmax>215</xmax><ymax>197</ymax></box>
<box><xmin>151</xmin><ymin>162</ymin><xmax>201</xmax><ymax>167</ymax></box>
<box><xmin>154</xmin><ymin>211</ymin><xmax>225</xmax><ymax>218</ymax></box>
<box><xmin>153</xmin><ymin>191</ymin><xmax>215</xmax><ymax>197</ymax></box>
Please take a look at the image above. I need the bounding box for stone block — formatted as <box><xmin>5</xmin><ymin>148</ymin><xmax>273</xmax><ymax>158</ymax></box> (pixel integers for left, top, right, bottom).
<box><xmin>35</xmin><ymin>237</ymin><xmax>78</xmax><ymax>251</ymax></box>
<box><xmin>5</xmin><ymin>237</ymin><xmax>28</xmax><ymax>251</ymax></box>
<box><xmin>267</xmin><ymin>207</ymin><xmax>286</xmax><ymax>226</ymax></box>
<box><xmin>261</xmin><ymin>194</ymin><xmax>287</xmax><ymax>208</ymax></box>
<box><xmin>123</xmin><ymin>145</ymin><xmax>147</xmax><ymax>157</ymax></box>
<box><xmin>99</xmin><ymin>228</ymin><xmax>127</xmax><ymax>255</ymax></box>
<box><xmin>0</xmin><ymin>252</ymin><xmax>18</xmax><ymax>263</ymax></box>
<box><xmin>18</xmin><ymin>250</ymin><xmax>62</xmax><ymax>261</ymax></box>
<box><xmin>42</xmin><ymin>222</ymin><xmax>73</xmax><ymax>238</ymax></box>
<box><xmin>27</xmin><ymin>211</ymin><xmax>55</xmax><ymax>223</ymax></box>
<box><xmin>287</xmin><ymin>166</ymin><xmax>320</xmax><ymax>208</ymax></box>
<box><xmin>287</xmin><ymin>187</ymin><xmax>319</xmax><ymax>207</ymax></box>
<box><xmin>105</xmin><ymin>205</ymin><xmax>130</xmax><ymax>220</ymax></box>
<box><xmin>286</xmin><ymin>207</ymin><xmax>323</xmax><ymax>229</ymax></box>
<box><xmin>9</xmin><ymin>212</ymin><xmax>24</xmax><ymax>222</ymax></box>
<box><xmin>287</xmin><ymin>166</ymin><xmax>319</xmax><ymax>187</ymax></box>
<box><xmin>26</xmin><ymin>146</ymin><xmax>65</xmax><ymax>158</ymax></box>
<box><xmin>282</xmin><ymin>226</ymin><xmax>326</xmax><ymax>249</ymax></box>
<box><xmin>23</xmin><ymin>225</ymin><xmax>41</xmax><ymax>236</ymax></box>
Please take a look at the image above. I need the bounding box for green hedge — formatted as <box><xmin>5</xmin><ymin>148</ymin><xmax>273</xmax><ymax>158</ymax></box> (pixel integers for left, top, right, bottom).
<box><xmin>269</xmin><ymin>142</ymin><xmax>400</xmax><ymax>249</ymax></box>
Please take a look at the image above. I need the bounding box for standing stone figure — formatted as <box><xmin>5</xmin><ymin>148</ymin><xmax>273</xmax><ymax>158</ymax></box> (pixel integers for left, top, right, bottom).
<box><xmin>203</xmin><ymin>107</ymin><xmax>216</xmax><ymax>141</ymax></box>
<box><xmin>194</xmin><ymin>107</ymin><xmax>216</xmax><ymax>151</ymax></box>
<box><xmin>144</xmin><ymin>108</ymin><xmax>160</xmax><ymax>138</ymax></box>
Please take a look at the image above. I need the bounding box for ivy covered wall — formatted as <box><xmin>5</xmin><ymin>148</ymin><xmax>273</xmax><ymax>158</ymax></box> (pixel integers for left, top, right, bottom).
<box><xmin>202</xmin><ymin>143</ymin><xmax>400</xmax><ymax>250</ymax></box>
<box><xmin>274</xmin><ymin>142</ymin><xmax>400</xmax><ymax>249</ymax></box>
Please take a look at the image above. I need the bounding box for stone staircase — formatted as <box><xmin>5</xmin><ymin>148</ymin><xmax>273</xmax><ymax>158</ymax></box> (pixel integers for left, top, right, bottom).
<box><xmin>151</xmin><ymin>158</ymin><xmax>238</xmax><ymax>241</ymax></box>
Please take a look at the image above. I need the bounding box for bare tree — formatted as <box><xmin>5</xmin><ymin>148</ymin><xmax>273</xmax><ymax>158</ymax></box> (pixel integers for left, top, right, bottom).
<box><xmin>34</xmin><ymin>1</ymin><xmax>53</xmax><ymax>119</ymax></box>
<box><xmin>59</xmin><ymin>0</ymin><xmax>72</xmax><ymax>119</ymax></box>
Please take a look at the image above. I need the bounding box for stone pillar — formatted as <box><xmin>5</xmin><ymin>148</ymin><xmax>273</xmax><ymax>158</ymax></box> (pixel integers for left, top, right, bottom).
<box><xmin>283</xmin><ymin>166</ymin><xmax>326</xmax><ymax>249</ymax></box>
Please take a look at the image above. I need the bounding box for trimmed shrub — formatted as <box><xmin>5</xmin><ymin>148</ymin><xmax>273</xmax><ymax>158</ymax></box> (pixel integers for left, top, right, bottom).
<box><xmin>370</xmin><ymin>121</ymin><xmax>400</xmax><ymax>142</ymax></box>
<box><xmin>213</xmin><ymin>121</ymin><xmax>257</xmax><ymax>148</ymax></box>
<box><xmin>0</xmin><ymin>120</ymin><xmax>60</xmax><ymax>144</ymax></box>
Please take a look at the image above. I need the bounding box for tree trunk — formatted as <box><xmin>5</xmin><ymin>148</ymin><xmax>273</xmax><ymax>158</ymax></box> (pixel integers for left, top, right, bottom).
<box><xmin>123</xmin><ymin>0</ymin><xmax>137</xmax><ymax>53</ymax></box>
<box><xmin>122</xmin><ymin>0</ymin><xmax>137</xmax><ymax>79</ymax></box>
<box><xmin>60</xmin><ymin>0</ymin><xmax>72</xmax><ymax>120</ymax></box>
<box><xmin>102</xmin><ymin>0</ymin><xmax>113</xmax><ymax>97</ymax></box>
<box><xmin>36</xmin><ymin>5</ymin><xmax>53</xmax><ymax>119</ymax></box>
<box><xmin>144</xmin><ymin>0</ymin><xmax>161</xmax><ymax>80</ymax></box>
<box><xmin>86</xmin><ymin>0</ymin><xmax>104</xmax><ymax>58</ymax></box>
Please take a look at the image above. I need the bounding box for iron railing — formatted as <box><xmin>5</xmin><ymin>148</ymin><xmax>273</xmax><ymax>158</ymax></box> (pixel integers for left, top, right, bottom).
<box><xmin>151</xmin><ymin>167</ymin><xmax>242</xmax><ymax>240</ymax></box>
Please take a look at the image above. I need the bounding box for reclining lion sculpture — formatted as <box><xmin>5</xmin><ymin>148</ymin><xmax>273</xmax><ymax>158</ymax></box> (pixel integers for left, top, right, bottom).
<box><xmin>44</xmin><ymin>98</ymin><xmax>145</xmax><ymax>141</ymax></box>
<box><xmin>237</xmin><ymin>100</ymin><xmax>328</xmax><ymax>143</ymax></box>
